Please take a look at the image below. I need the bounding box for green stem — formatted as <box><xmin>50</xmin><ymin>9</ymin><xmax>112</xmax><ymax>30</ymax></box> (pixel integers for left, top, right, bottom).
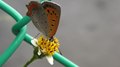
<box><xmin>24</xmin><ymin>55</ymin><xmax>37</xmax><ymax>67</ymax></box>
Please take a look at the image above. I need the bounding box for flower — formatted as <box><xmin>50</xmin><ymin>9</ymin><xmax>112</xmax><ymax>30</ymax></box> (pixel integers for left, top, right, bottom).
<box><xmin>31</xmin><ymin>35</ymin><xmax>60</xmax><ymax>65</ymax></box>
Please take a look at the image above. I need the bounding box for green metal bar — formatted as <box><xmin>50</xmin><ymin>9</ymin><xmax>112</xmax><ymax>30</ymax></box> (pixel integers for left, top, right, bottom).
<box><xmin>12</xmin><ymin>16</ymin><xmax>34</xmax><ymax>45</ymax></box>
<box><xmin>0</xmin><ymin>0</ymin><xmax>79</xmax><ymax>67</ymax></box>
<box><xmin>12</xmin><ymin>16</ymin><xmax>30</xmax><ymax>35</ymax></box>
<box><xmin>0</xmin><ymin>28</ymin><xmax>26</xmax><ymax>66</ymax></box>
<box><xmin>54</xmin><ymin>52</ymin><xmax>79</xmax><ymax>67</ymax></box>
<box><xmin>0</xmin><ymin>0</ymin><xmax>27</xmax><ymax>66</ymax></box>
<box><xmin>0</xmin><ymin>0</ymin><xmax>22</xmax><ymax>21</ymax></box>
<box><xmin>0</xmin><ymin>0</ymin><xmax>33</xmax><ymax>45</ymax></box>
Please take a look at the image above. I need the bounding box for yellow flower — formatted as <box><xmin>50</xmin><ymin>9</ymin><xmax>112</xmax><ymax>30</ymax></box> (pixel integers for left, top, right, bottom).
<box><xmin>31</xmin><ymin>35</ymin><xmax>60</xmax><ymax>65</ymax></box>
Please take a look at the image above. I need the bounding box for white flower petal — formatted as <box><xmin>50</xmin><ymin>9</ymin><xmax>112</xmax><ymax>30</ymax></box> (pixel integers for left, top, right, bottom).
<box><xmin>31</xmin><ymin>39</ymin><xmax>38</xmax><ymax>47</ymax></box>
<box><xmin>46</xmin><ymin>56</ymin><xmax>54</xmax><ymax>65</ymax></box>
<box><xmin>37</xmin><ymin>48</ymin><xmax>41</xmax><ymax>55</ymax></box>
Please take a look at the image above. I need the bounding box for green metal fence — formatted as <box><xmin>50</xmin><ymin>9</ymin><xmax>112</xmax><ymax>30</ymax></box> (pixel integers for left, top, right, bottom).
<box><xmin>0</xmin><ymin>0</ymin><xmax>79</xmax><ymax>67</ymax></box>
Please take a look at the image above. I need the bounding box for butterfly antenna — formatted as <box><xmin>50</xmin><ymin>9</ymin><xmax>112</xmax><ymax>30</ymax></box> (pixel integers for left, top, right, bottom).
<box><xmin>59</xmin><ymin>48</ymin><xmax>62</xmax><ymax>55</ymax></box>
<box><xmin>34</xmin><ymin>33</ymin><xmax>40</xmax><ymax>39</ymax></box>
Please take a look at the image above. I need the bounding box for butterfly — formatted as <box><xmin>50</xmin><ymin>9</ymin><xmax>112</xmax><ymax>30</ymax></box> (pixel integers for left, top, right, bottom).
<box><xmin>26</xmin><ymin>1</ymin><xmax>61</xmax><ymax>40</ymax></box>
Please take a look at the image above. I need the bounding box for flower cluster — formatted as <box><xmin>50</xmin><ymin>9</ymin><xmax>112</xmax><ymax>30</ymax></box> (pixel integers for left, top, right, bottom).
<box><xmin>37</xmin><ymin>35</ymin><xmax>60</xmax><ymax>56</ymax></box>
<box><xmin>31</xmin><ymin>35</ymin><xmax>60</xmax><ymax>65</ymax></box>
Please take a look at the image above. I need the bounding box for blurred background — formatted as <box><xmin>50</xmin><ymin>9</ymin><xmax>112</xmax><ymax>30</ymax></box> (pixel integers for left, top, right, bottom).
<box><xmin>0</xmin><ymin>0</ymin><xmax>120</xmax><ymax>67</ymax></box>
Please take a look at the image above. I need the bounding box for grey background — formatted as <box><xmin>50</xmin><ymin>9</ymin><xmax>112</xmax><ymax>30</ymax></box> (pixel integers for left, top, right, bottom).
<box><xmin>0</xmin><ymin>0</ymin><xmax>120</xmax><ymax>67</ymax></box>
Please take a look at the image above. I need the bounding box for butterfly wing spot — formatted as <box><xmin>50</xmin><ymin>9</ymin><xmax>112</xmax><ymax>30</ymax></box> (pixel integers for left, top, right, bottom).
<box><xmin>54</xmin><ymin>12</ymin><xmax>56</xmax><ymax>16</ymax></box>
<box><xmin>52</xmin><ymin>11</ymin><xmax>54</xmax><ymax>14</ymax></box>
<box><xmin>47</xmin><ymin>9</ymin><xmax>50</xmax><ymax>13</ymax></box>
<box><xmin>52</xmin><ymin>11</ymin><xmax>57</xmax><ymax>16</ymax></box>
<box><xmin>50</xmin><ymin>13</ymin><xmax>52</xmax><ymax>15</ymax></box>
<box><xmin>47</xmin><ymin>9</ymin><xmax>57</xmax><ymax>16</ymax></box>
<box><xmin>51</xmin><ymin>24</ymin><xmax>54</xmax><ymax>26</ymax></box>
<box><xmin>47</xmin><ymin>9</ymin><xmax>53</xmax><ymax>15</ymax></box>
<box><xmin>50</xmin><ymin>29</ymin><xmax>52</xmax><ymax>31</ymax></box>
<box><xmin>52</xmin><ymin>19</ymin><xmax>55</xmax><ymax>22</ymax></box>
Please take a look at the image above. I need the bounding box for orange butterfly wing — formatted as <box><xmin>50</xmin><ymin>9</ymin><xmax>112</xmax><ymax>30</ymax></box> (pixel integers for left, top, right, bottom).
<box><xmin>42</xmin><ymin>2</ymin><xmax>61</xmax><ymax>38</ymax></box>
